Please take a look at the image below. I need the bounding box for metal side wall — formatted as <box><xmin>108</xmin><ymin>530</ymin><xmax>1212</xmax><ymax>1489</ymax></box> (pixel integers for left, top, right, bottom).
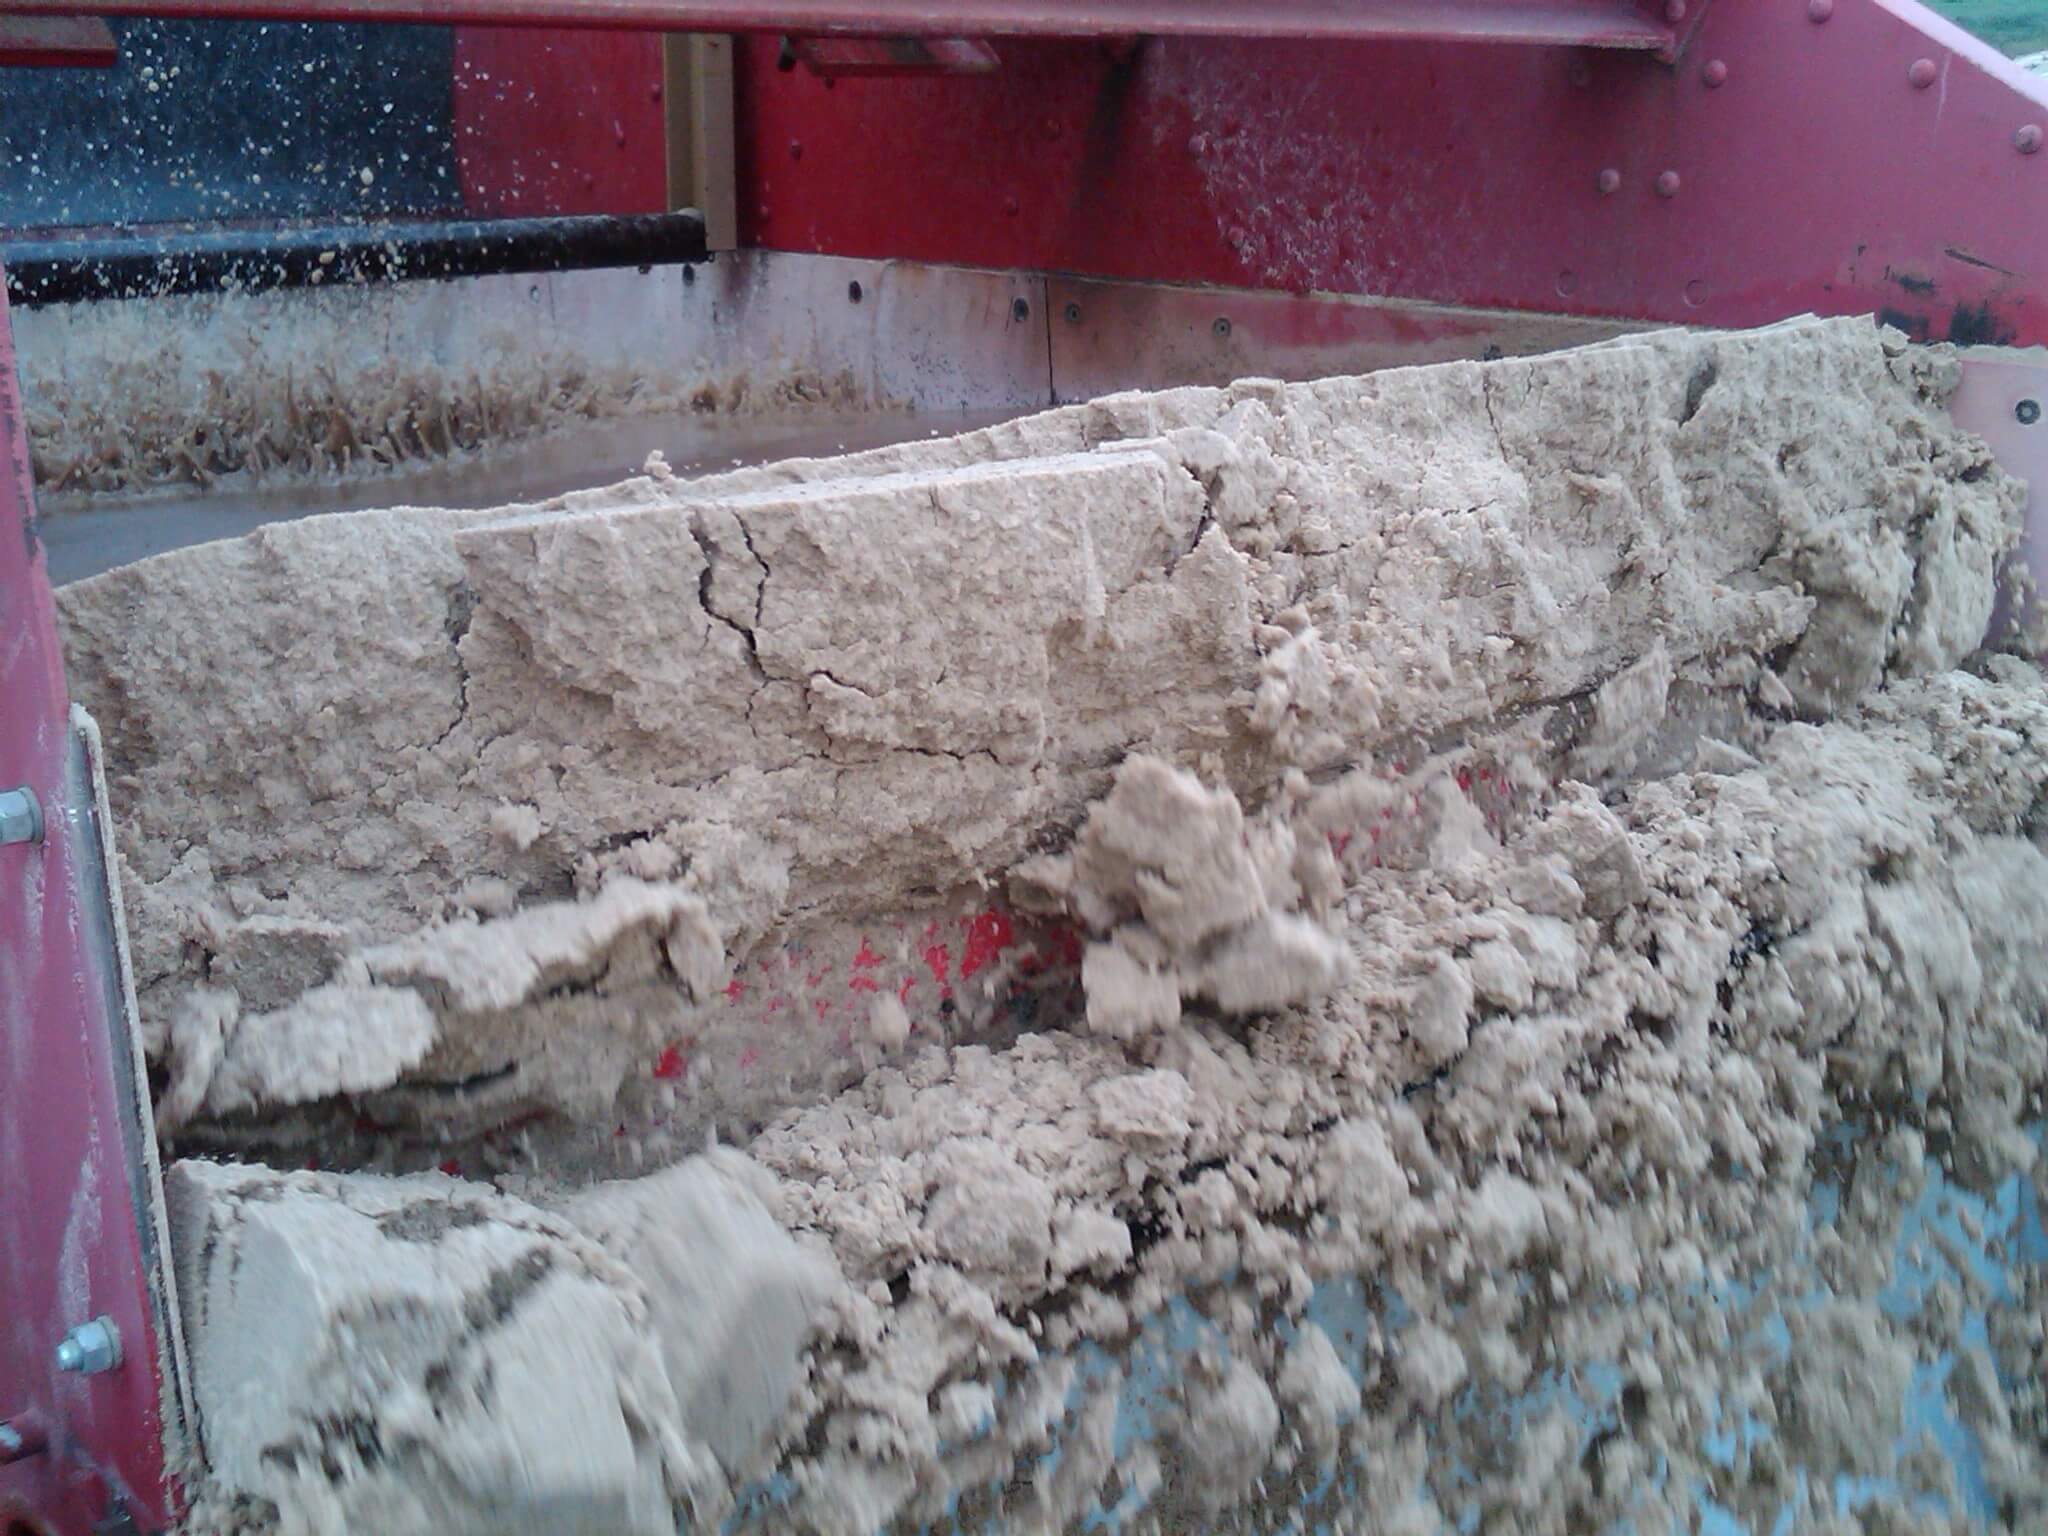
<box><xmin>0</xmin><ymin>275</ymin><xmax>176</xmax><ymax>1535</ymax></box>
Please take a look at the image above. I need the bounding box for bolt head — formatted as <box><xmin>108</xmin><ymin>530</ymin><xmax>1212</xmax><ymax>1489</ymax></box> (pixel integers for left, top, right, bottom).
<box><xmin>1908</xmin><ymin>58</ymin><xmax>1937</xmax><ymax>89</ymax></box>
<box><xmin>54</xmin><ymin>1317</ymin><xmax>121</xmax><ymax>1376</ymax></box>
<box><xmin>1807</xmin><ymin>0</ymin><xmax>1833</xmax><ymax>20</ymax></box>
<box><xmin>2017</xmin><ymin>398</ymin><xmax>2042</xmax><ymax>426</ymax></box>
<box><xmin>1656</xmin><ymin>169</ymin><xmax>1682</xmax><ymax>198</ymax></box>
<box><xmin>1212</xmin><ymin>317</ymin><xmax>1233</xmax><ymax>339</ymax></box>
<box><xmin>1702</xmin><ymin>58</ymin><xmax>1728</xmax><ymax>88</ymax></box>
<box><xmin>0</xmin><ymin>787</ymin><xmax>42</xmax><ymax>847</ymax></box>
<box><xmin>2017</xmin><ymin>123</ymin><xmax>2044</xmax><ymax>155</ymax></box>
<box><xmin>1597</xmin><ymin>167</ymin><xmax>1622</xmax><ymax>195</ymax></box>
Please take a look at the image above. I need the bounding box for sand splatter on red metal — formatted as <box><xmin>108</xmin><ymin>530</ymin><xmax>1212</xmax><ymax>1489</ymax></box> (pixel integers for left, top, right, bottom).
<box><xmin>852</xmin><ymin>937</ymin><xmax>884</xmax><ymax>969</ymax></box>
<box><xmin>652</xmin><ymin>1045</ymin><xmax>686</xmax><ymax>1080</ymax></box>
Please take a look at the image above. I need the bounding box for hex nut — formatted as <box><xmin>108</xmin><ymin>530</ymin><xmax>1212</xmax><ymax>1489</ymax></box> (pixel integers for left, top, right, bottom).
<box><xmin>55</xmin><ymin>1316</ymin><xmax>122</xmax><ymax>1375</ymax></box>
<box><xmin>0</xmin><ymin>786</ymin><xmax>43</xmax><ymax>848</ymax></box>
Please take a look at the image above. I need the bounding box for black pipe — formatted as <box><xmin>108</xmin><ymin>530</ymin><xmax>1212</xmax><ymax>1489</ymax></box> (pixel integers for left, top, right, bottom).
<box><xmin>0</xmin><ymin>210</ymin><xmax>709</xmax><ymax>307</ymax></box>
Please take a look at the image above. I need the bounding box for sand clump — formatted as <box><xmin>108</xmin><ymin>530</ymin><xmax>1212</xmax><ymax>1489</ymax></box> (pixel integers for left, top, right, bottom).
<box><xmin>55</xmin><ymin>316</ymin><xmax>2048</xmax><ymax>1531</ymax></box>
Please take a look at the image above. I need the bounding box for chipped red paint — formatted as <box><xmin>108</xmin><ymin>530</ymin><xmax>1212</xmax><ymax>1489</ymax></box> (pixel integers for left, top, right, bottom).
<box><xmin>652</xmin><ymin>1045</ymin><xmax>686</xmax><ymax>1079</ymax></box>
<box><xmin>922</xmin><ymin>942</ymin><xmax>953</xmax><ymax>995</ymax></box>
<box><xmin>438</xmin><ymin>1158</ymin><xmax>462</xmax><ymax>1175</ymax></box>
<box><xmin>849</xmin><ymin>974</ymin><xmax>880</xmax><ymax>993</ymax></box>
<box><xmin>896</xmin><ymin>974</ymin><xmax>917</xmax><ymax>1004</ymax></box>
<box><xmin>852</xmin><ymin>937</ymin><xmax>884</xmax><ymax>968</ymax></box>
<box><xmin>723</xmin><ymin>977</ymin><xmax>747</xmax><ymax>1002</ymax></box>
<box><xmin>958</xmin><ymin>907</ymin><xmax>1015</xmax><ymax>980</ymax></box>
<box><xmin>738</xmin><ymin>1045</ymin><xmax>760</xmax><ymax>1071</ymax></box>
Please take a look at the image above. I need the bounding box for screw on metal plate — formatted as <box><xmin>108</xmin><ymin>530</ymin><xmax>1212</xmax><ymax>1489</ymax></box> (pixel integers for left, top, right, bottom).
<box><xmin>2017</xmin><ymin>399</ymin><xmax>2042</xmax><ymax>426</ymax></box>
<box><xmin>1063</xmin><ymin>301</ymin><xmax>1082</xmax><ymax>324</ymax></box>
<box><xmin>1212</xmin><ymin>317</ymin><xmax>1233</xmax><ymax>339</ymax></box>
<box><xmin>0</xmin><ymin>786</ymin><xmax>43</xmax><ymax>847</ymax></box>
<box><xmin>55</xmin><ymin>1316</ymin><xmax>122</xmax><ymax>1375</ymax></box>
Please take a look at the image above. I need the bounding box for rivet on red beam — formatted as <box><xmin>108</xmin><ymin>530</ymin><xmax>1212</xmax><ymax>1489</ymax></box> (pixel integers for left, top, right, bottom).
<box><xmin>1908</xmin><ymin>58</ymin><xmax>1937</xmax><ymax>89</ymax></box>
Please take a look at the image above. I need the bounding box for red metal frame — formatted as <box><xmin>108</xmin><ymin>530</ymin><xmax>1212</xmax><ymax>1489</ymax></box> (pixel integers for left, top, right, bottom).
<box><xmin>726</xmin><ymin>0</ymin><xmax>2048</xmax><ymax>345</ymax></box>
<box><xmin>0</xmin><ymin>0</ymin><xmax>1676</xmax><ymax>48</ymax></box>
<box><xmin>0</xmin><ymin>277</ymin><xmax>174</xmax><ymax>1535</ymax></box>
<box><xmin>787</xmin><ymin>35</ymin><xmax>1003</xmax><ymax>77</ymax></box>
<box><xmin>0</xmin><ymin>16</ymin><xmax>117</xmax><ymax>66</ymax></box>
<box><xmin>451</xmin><ymin>28</ymin><xmax>668</xmax><ymax>217</ymax></box>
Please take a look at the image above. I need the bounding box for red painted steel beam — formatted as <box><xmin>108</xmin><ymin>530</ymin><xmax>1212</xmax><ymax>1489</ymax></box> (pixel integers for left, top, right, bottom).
<box><xmin>0</xmin><ymin>273</ymin><xmax>178</xmax><ymax>1536</ymax></box>
<box><xmin>730</xmin><ymin>0</ymin><xmax>2048</xmax><ymax>346</ymax></box>
<box><xmin>789</xmin><ymin>36</ymin><xmax>1002</xmax><ymax>76</ymax></box>
<box><xmin>0</xmin><ymin>15</ymin><xmax>117</xmax><ymax>66</ymax></box>
<box><xmin>0</xmin><ymin>0</ymin><xmax>1676</xmax><ymax>49</ymax></box>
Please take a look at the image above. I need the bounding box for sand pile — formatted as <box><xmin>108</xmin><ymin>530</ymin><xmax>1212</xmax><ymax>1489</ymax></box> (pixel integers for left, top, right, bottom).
<box><xmin>57</xmin><ymin>316</ymin><xmax>2047</xmax><ymax>1532</ymax></box>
